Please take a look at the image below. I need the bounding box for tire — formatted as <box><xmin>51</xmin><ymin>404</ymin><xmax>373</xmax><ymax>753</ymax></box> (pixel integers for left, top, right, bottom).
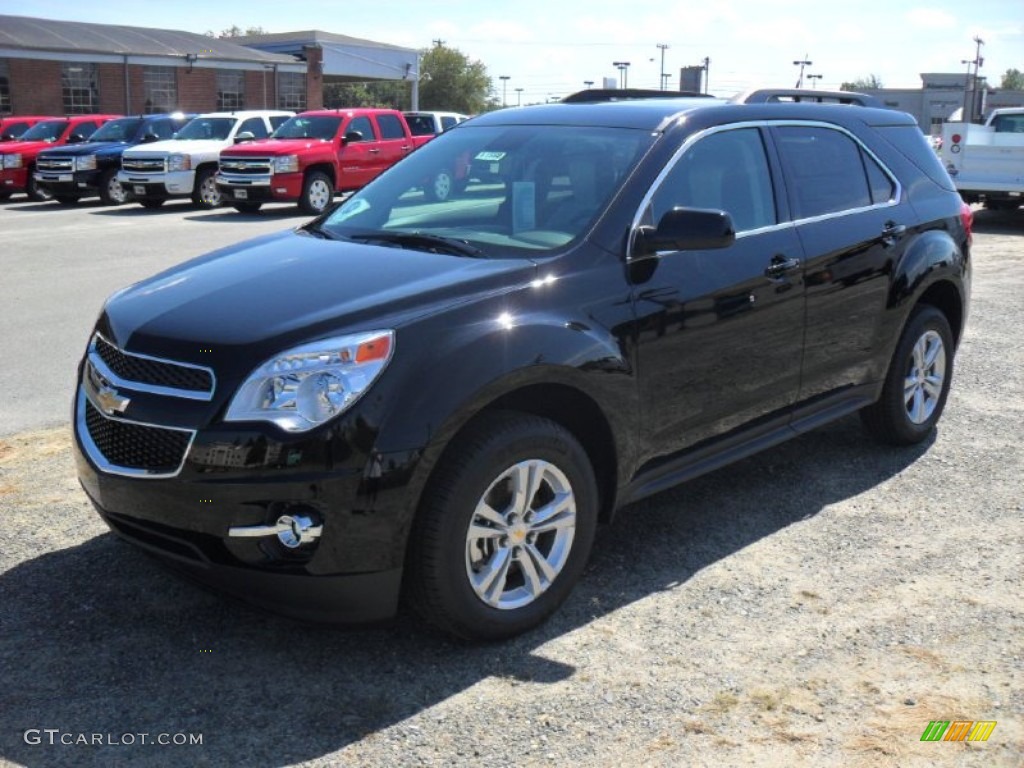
<box><xmin>299</xmin><ymin>171</ymin><xmax>333</xmax><ymax>215</ymax></box>
<box><xmin>861</xmin><ymin>305</ymin><xmax>954</xmax><ymax>445</ymax></box>
<box><xmin>407</xmin><ymin>412</ymin><xmax>598</xmax><ymax>641</ymax></box>
<box><xmin>0</xmin><ymin>191</ymin><xmax>11</xmax><ymax>200</ymax></box>
<box><xmin>425</xmin><ymin>168</ymin><xmax>455</xmax><ymax>201</ymax></box>
<box><xmin>54</xmin><ymin>195</ymin><xmax>79</xmax><ymax>206</ymax></box>
<box><xmin>139</xmin><ymin>199</ymin><xmax>165</xmax><ymax>209</ymax></box>
<box><xmin>191</xmin><ymin>167</ymin><xmax>221</xmax><ymax>209</ymax></box>
<box><xmin>232</xmin><ymin>202</ymin><xmax>263</xmax><ymax>213</ymax></box>
<box><xmin>26</xmin><ymin>169</ymin><xmax>52</xmax><ymax>202</ymax></box>
<box><xmin>98</xmin><ymin>168</ymin><xmax>127</xmax><ymax>205</ymax></box>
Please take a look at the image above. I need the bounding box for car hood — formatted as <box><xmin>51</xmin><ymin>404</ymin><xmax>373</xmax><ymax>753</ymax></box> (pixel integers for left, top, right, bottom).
<box><xmin>38</xmin><ymin>141</ymin><xmax>129</xmax><ymax>157</ymax></box>
<box><xmin>0</xmin><ymin>139</ymin><xmax>62</xmax><ymax>155</ymax></box>
<box><xmin>123</xmin><ymin>139</ymin><xmax>227</xmax><ymax>157</ymax></box>
<box><xmin>100</xmin><ymin>228</ymin><xmax>536</xmax><ymax>365</ymax></box>
<box><xmin>222</xmin><ymin>138</ymin><xmax>333</xmax><ymax>157</ymax></box>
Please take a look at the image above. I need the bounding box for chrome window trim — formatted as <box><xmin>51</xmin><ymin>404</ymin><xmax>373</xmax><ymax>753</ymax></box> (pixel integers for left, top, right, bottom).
<box><xmin>76</xmin><ymin>387</ymin><xmax>195</xmax><ymax>479</ymax></box>
<box><xmin>628</xmin><ymin>119</ymin><xmax>903</xmax><ymax>259</ymax></box>
<box><xmin>89</xmin><ymin>332</ymin><xmax>216</xmax><ymax>401</ymax></box>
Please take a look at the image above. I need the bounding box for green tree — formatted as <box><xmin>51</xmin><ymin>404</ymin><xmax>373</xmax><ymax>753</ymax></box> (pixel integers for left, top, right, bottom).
<box><xmin>1000</xmin><ymin>68</ymin><xmax>1024</xmax><ymax>90</ymax></box>
<box><xmin>840</xmin><ymin>74</ymin><xmax>884</xmax><ymax>91</ymax></box>
<box><xmin>419</xmin><ymin>44</ymin><xmax>492</xmax><ymax>114</ymax></box>
<box><xmin>205</xmin><ymin>26</ymin><xmax>269</xmax><ymax>38</ymax></box>
<box><xmin>323</xmin><ymin>81</ymin><xmax>412</xmax><ymax>110</ymax></box>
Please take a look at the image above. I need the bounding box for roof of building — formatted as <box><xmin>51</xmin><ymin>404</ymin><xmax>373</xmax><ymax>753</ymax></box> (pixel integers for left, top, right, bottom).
<box><xmin>231</xmin><ymin>30</ymin><xmax>415</xmax><ymax>54</ymax></box>
<box><xmin>0</xmin><ymin>14</ymin><xmax>297</xmax><ymax>64</ymax></box>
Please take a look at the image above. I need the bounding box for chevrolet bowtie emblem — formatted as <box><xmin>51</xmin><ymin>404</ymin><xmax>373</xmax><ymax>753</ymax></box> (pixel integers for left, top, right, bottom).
<box><xmin>96</xmin><ymin>383</ymin><xmax>130</xmax><ymax>415</ymax></box>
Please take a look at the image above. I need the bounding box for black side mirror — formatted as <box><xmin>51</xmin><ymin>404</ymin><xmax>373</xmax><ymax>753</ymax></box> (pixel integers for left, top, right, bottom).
<box><xmin>66</xmin><ymin>133</ymin><xmax>88</xmax><ymax>144</ymax></box>
<box><xmin>342</xmin><ymin>130</ymin><xmax>364</xmax><ymax>144</ymax></box>
<box><xmin>633</xmin><ymin>207</ymin><xmax>735</xmax><ymax>257</ymax></box>
<box><xmin>141</xmin><ymin>132</ymin><xmax>160</xmax><ymax>143</ymax></box>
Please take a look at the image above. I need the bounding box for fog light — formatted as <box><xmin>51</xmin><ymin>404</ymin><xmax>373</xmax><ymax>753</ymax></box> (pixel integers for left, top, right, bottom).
<box><xmin>276</xmin><ymin>514</ymin><xmax>321</xmax><ymax>548</ymax></box>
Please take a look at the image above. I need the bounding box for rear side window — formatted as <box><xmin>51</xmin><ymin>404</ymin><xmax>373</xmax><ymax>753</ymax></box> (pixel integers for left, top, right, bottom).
<box><xmin>405</xmin><ymin>115</ymin><xmax>435</xmax><ymax>136</ymax></box>
<box><xmin>376</xmin><ymin>114</ymin><xmax>406</xmax><ymax>140</ymax></box>
<box><xmin>875</xmin><ymin>125</ymin><xmax>955</xmax><ymax>192</ymax></box>
<box><xmin>774</xmin><ymin>126</ymin><xmax>877</xmax><ymax>218</ymax></box>
<box><xmin>441</xmin><ymin>116</ymin><xmax>459</xmax><ymax>131</ymax></box>
<box><xmin>651</xmin><ymin>127</ymin><xmax>777</xmax><ymax>233</ymax></box>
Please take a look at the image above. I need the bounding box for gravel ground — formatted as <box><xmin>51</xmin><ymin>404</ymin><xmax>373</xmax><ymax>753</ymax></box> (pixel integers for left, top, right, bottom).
<box><xmin>0</xmin><ymin>210</ymin><xmax>1021</xmax><ymax>768</ymax></box>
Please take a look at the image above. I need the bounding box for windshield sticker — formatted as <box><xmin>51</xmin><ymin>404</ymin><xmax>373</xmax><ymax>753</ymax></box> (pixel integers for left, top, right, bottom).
<box><xmin>474</xmin><ymin>151</ymin><xmax>506</xmax><ymax>161</ymax></box>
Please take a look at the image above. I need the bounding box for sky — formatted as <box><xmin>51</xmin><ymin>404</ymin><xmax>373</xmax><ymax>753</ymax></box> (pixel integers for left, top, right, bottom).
<box><xmin>1</xmin><ymin>0</ymin><xmax>1021</xmax><ymax>104</ymax></box>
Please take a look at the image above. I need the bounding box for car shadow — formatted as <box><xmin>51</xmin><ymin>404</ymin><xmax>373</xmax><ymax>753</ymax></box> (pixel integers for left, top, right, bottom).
<box><xmin>0</xmin><ymin>415</ymin><xmax>931</xmax><ymax>767</ymax></box>
<box><xmin>182</xmin><ymin>206</ymin><xmax>311</xmax><ymax>223</ymax></box>
<box><xmin>970</xmin><ymin>206</ymin><xmax>1024</xmax><ymax>236</ymax></box>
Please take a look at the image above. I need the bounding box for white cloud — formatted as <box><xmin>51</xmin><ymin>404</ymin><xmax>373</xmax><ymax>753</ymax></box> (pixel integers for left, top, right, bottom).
<box><xmin>903</xmin><ymin>7</ymin><xmax>958</xmax><ymax>29</ymax></box>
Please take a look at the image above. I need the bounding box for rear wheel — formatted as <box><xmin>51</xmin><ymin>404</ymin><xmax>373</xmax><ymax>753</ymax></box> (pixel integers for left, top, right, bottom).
<box><xmin>192</xmin><ymin>167</ymin><xmax>221</xmax><ymax>209</ymax></box>
<box><xmin>299</xmin><ymin>171</ymin><xmax>333</xmax><ymax>215</ymax></box>
<box><xmin>26</xmin><ymin>170</ymin><xmax>52</xmax><ymax>202</ymax></box>
<box><xmin>139</xmin><ymin>199</ymin><xmax>165</xmax><ymax>209</ymax></box>
<box><xmin>232</xmin><ymin>202</ymin><xmax>263</xmax><ymax>213</ymax></box>
<box><xmin>861</xmin><ymin>305</ymin><xmax>954</xmax><ymax>445</ymax></box>
<box><xmin>98</xmin><ymin>168</ymin><xmax>127</xmax><ymax>205</ymax></box>
<box><xmin>407</xmin><ymin>412</ymin><xmax>598</xmax><ymax>641</ymax></box>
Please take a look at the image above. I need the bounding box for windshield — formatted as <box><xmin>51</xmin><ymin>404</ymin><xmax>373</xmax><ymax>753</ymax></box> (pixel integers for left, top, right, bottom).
<box><xmin>17</xmin><ymin>120</ymin><xmax>68</xmax><ymax>142</ymax></box>
<box><xmin>272</xmin><ymin>115</ymin><xmax>341</xmax><ymax>140</ymax></box>
<box><xmin>321</xmin><ymin>124</ymin><xmax>654</xmax><ymax>257</ymax></box>
<box><xmin>89</xmin><ymin>117</ymin><xmax>143</xmax><ymax>142</ymax></box>
<box><xmin>175</xmin><ymin>117</ymin><xmax>236</xmax><ymax>141</ymax></box>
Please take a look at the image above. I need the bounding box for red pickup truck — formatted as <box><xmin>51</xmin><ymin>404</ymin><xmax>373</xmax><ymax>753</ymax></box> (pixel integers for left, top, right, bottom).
<box><xmin>0</xmin><ymin>114</ymin><xmax>120</xmax><ymax>200</ymax></box>
<box><xmin>216</xmin><ymin>108</ymin><xmax>431</xmax><ymax>214</ymax></box>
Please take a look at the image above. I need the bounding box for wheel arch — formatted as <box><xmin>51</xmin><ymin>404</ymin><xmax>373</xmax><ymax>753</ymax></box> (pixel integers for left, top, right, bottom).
<box><xmin>916</xmin><ymin>279</ymin><xmax>964</xmax><ymax>345</ymax></box>
<box><xmin>305</xmin><ymin>163</ymin><xmax>336</xmax><ymax>187</ymax></box>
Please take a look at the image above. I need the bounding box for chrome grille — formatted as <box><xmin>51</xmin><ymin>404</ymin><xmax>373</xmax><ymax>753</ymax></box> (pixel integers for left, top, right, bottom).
<box><xmin>219</xmin><ymin>157</ymin><xmax>273</xmax><ymax>174</ymax></box>
<box><xmin>37</xmin><ymin>156</ymin><xmax>73</xmax><ymax>171</ymax></box>
<box><xmin>92</xmin><ymin>335</ymin><xmax>214</xmax><ymax>396</ymax></box>
<box><xmin>122</xmin><ymin>157</ymin><xmax>166</xmax><ymax>173</ymax></box>
<box><xmin>81</xmin><ymin>394</ymin><xmax>193</xmax><ymax>477</ymax></box>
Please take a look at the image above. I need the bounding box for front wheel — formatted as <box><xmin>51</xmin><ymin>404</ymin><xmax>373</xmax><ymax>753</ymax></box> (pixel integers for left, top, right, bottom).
<box><xmin>192</xmin><ymin>168</ymin><xmax>221</xmax><ymax>209</ymax></box>
<box><xmin>26</xmin><ymin>170</ymin><xmax>52</xmax><ymax>202</ymax></box>
<box><xmin>407</xmin><ymin>412</ymin><xmax>598</xmax><ymax>641</ymax></box>
<box><xmin>861</xmin><ymin>305</ymin><xmax>954</xmax><ymax>445</ymax></box>
<box><xmin>98</xmin><ymin>168</ymin><xmax>127</xmax><ymax>205</ymax></box>
<box><xmin>425</xmin><ymin>168</ymin><xmax>455</xmax><ymax>201</ymax></box>
<box><xmin>299</xmin><ymin>171</ymin><xmax>333</xmax><ymax>215</ymax></box>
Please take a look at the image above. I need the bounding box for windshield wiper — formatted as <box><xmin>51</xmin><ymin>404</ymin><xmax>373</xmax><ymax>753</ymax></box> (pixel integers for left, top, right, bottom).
<box><xmin>346</xmin><ymin>231</ymin><xmax>483</xmax><ymax>258</ymax></box>
<box><xmin>301</xmin><ymin>221</ymin><xmax>340</xmax><ymax>240</ymax></box>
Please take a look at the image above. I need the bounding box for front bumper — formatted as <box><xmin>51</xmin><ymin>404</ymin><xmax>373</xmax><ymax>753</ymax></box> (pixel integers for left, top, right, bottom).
<box><xmin>1</xmin><ymin>166</ymin><xmax>28</xmax><ymax>193</ymax></box>
<box><xmin>216</xmin><ymin>171</ymin><xmax>302</xmax><ymax>203</ymax></box>
<box><xmin>33</xmin><ymin>169</ymin><xmax>102</xmax><ymax>196</ymax></box>
<box><xmin>117</xmin><ymin>169</ymin><xmax>195</xmax><ymax>199</ymax></box>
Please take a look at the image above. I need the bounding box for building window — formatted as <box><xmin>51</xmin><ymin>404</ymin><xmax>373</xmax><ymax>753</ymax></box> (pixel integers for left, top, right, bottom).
<box><xmin>143</xmin><ymin>67</ymin><xmax>177</xmax><ymax>114</ymax></box>
<box><xmin>0</xmin><ymin>61</ymin><xmax>11</xmax><ymax>113</ymax></box>
<box><xmin>216</xmin><ymin>70</ymin><xmax>245</xmax><ymax>111</ymax></box>
<box><xmin>278</xmin><ymin>71</ymin><xmax>306</xmax><ymax>111</ymax></box>
<box><xmin>62</xmin><ymin>63</ymin><xmax>98</xmax><ymax>114</ymax></box>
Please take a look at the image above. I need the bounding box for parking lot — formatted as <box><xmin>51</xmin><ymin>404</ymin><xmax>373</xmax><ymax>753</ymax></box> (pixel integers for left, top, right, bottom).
<box><xmin>0</xmin><ymin>200</ymin><xmax>1021</xmax><ymax>767</ymax></box>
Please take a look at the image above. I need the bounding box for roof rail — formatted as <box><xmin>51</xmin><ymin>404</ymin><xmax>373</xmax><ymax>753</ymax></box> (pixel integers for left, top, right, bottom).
<box><xmin>561</xmin><ymin>88</ymin><xmax>712</xmax><ymax>103</ymax></box>
<box><xmin>732</xmin><ymin>88</ymin><xmax>881</xmax><ymax>107</ymax></box>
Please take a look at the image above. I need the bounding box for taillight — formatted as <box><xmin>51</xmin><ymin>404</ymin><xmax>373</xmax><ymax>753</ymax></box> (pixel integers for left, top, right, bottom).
<box><xmin>960</xmin><ymin>201</ymin><xmax>973</xmax><ymax>245</ymax></box>
<box><xmin>951</xmin><ymin>133</ymin><xmax>961</xmax><ymax>144</ymax></box>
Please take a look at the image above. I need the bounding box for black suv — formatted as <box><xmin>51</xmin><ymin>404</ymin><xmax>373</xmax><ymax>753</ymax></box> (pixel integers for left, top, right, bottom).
<box><xmin>74</xmin><ymin>97</ymin><xmax>971</xmax><ymax>640</ymax></box>
<box><xmin>34</xmin><ymin>113</ymin><xmax>193</xmax><ymax>205</ymax></box>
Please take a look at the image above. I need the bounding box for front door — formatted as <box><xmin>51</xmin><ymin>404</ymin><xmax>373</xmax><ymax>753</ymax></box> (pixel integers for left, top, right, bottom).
<box><xmin>633</xmin><ymin>126</ymin><xmax>806</xmax><ymax>458</ymax></box>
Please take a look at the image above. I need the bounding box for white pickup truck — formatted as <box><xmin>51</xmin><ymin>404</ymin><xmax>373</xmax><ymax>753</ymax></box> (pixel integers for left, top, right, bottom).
<box><xmin>941</xmin><ymin>107</ymin><xmax>1024</xmax><ymax>211</ymax></box>
<box><xmin>118</xmin><ymin>110</ymin><xmax>292</xmax><ymax>209</ymax></box>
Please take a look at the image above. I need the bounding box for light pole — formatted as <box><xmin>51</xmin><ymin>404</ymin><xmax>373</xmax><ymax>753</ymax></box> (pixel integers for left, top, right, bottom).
<box><xmin>702</xmin><ymin>56</ymin><xmax>710</xmax><ymax>94</ymax></box>
<box><xmin>656</xmin><ymin>43</ymin><xmax>669</xmax><ymax>91</ymax></box>
<box><xmin>793</xmin><ymin>55</ymin><xmax>812</xmax><ymax>88</ymax></box>
<box><xmin>499</xmin><ymin>75</ymin><xmax>510</xmax><ymax>107</ymax></box>
<box><xmin>612</xmin><ymin>61</ymin><xmax>631</xmax><ymax>89</ymax></box>
<box><xmin>807</xmin><ymin>73</ymin><xmax>823</xmax><ymax>88</ymax></box>
<box><xmin>583</xmin><ymin>80</ymin><xmax>594</xmax><ymax>89</ymax></box>
<box><xmin>515</xmin><ymin>87</ymin><xmax>523</xmax><ymax>106</ymax></box>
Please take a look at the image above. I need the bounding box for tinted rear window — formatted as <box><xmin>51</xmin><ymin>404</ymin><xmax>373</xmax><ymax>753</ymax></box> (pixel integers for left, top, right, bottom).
<box><xmin>875</xmin><ymin>125</ymin><xmax>955</xmax><ymax>192</ymax></box>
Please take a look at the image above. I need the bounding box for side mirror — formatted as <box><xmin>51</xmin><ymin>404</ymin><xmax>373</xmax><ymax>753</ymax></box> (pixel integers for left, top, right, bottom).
<box><xmin>633</xmin><ymin>207</ymin><xmax>735</xmax><ymax>257</ymax></box>
<box><xmin>0</xmin><ymin>132</ymin><xmax>16</xmax><ymax>142</ymax></box>
<box><xmin>234</xmin><ymin>131</ymin><xmax>256</xmax><ymax>143</ymax></box>
<box><xmin>67</xmin><ymin>133</ymin><xmax>88</xmax><ymax>144</ymax></box>
<box><xmin>141</xmin><ymin>132</ymin><xmax>160</xmax><ymax>143</ymax></box>
<box><xmin>342</xmin><ymin>130</ymin><xmax>364</xmax><ymax>144</ymax></box>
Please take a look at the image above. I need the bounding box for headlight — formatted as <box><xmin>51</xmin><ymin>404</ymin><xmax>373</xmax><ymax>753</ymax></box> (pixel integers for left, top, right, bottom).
<box><xmin>3</xmin><ymin>153</ymin><xmax>22</xmax><ymax>169</ymax></box>
<box><xmin>225</xmin><ymin>331</ymin><xmax>394</xmax><ymax>432</ymax></box>
<box><xmin>75</xmin><ymin>154</ymin><xmax>97</xmax><ymax>171</ymax></box>
<box><xmin>273</xmin><ymin>155</ymin><xmax>299</xmax><ymax>173</ymax></box>
<box><xmin>168</xmin><ymin>154</ymin><xmax>191</xmax><ymax>172</ymax></box>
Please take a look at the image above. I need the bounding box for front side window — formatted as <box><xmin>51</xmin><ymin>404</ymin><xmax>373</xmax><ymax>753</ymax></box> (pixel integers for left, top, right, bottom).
<box><xmin>176</xmin><ymin>117</ymin><xmax>236</xmax><ymax>141</ymax></box>
<box><xmin>143</xmin><ymin>67</ymin><xmax>177</xmax><ymax>114</ymax></box>
<box><xmin>774</xmin><ymin>126</ymin><xmax>881</xmax><ymax>219</ymax></box>
<box><xmin>90</xmin><ymin>118</ymin><xmax>143</xmax><ymax>143</ymax></box>
<box><xmin>345</xmin><ymin>116</ymin><xmax>375</xmax><ymax>141</ymax></box>
<box><xmin>216</xmin><ymin>70</ymin><xmax>245</xmax><ymax>111</ymax></box>
<box><xmin>650</xmin><ymin>127</ymin><xmax>777</xmax><ymax>233</ymax></box>
<box><xmin>62</xmin><ymin>63</ymin><xmax>98</xmax><ymax>114</ymax></box>
<box><xmin>237</xmin><ymin>117</ymin><xmax>269</xmax><ymax>139</ymax></box>
<box><xmin>321</xmin><ymin>124</ymin><xmax>654</xmax><ymax>256</ymax></box>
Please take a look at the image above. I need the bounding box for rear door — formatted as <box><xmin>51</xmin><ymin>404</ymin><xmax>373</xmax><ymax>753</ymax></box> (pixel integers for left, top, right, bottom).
<box><xmin>770</xmin><ymin>123</ymin><xmax>912</xmax><ymax>405</ymax></box>
<box><xmin>633</xmin><ymin>125</ymin><xmax>807</xmax><ymax>455</ymax></box>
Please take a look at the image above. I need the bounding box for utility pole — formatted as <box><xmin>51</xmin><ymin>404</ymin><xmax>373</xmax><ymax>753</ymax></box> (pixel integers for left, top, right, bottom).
<box><xmin>702</xmin><ymin>56</ymin><xmax>710</xmax><ymax>94</ymax></box>
<box><xmin>515</xmin><ymin>87</ymin><xmax>523</xmax><ymax>106</ymax></box>
<box><xmin>793</xmin><ymin>54</ymin><xmax>812</xmax><ymax>88</ymax></box>
<box><xmin>432</xmin><ymin>39</ymin><xmax>445</xmax><ymax>48</ymax></box>
<box><xmin>656</xmin><ymin>43</ymin><xmax>669</xmax><ymax>91</ymax></box>
<box><xmin>499</xmin><ymin>75</ymin><xmax>510</xmax><ymax>107</ymax></box>
<box><xmin>968</xmin><ymin>35</ymin><xmax>985</xmax><ymax>122</ymax></box>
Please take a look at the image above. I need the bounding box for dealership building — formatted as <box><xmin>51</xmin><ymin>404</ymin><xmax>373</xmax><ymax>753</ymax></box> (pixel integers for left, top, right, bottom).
<box><xmin>0</xmin><ymin>14</ymin><xmax>423</xmax><ymax>116</ymax></box>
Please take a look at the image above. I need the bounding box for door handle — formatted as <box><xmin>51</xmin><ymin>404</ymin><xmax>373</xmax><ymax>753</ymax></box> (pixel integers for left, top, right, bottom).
<box><xmin>764</xmin><ymin>255</ymin><xmax>801</xmax><ymax>278</ymax></box>
<box><xmin>881</xmin><ymin>220</ymin><xmax>906</xmax><ymax>246</ymax></box>
<box><xmin>368</xmin><ymin>148</ymin><xmax>381</xmax><ymax>154</ymax></box>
